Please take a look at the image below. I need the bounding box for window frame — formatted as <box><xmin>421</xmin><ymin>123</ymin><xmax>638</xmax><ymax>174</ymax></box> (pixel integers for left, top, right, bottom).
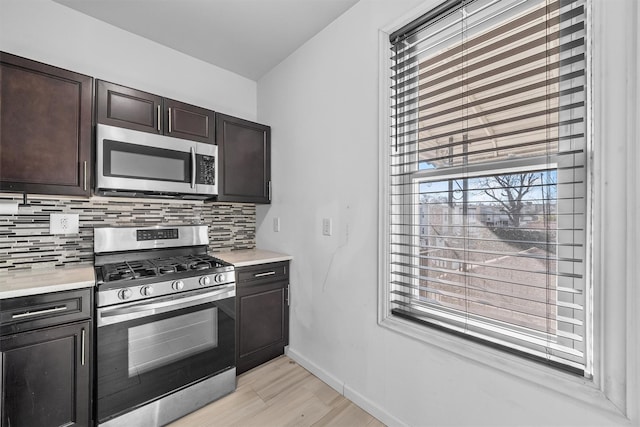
<box><xmin>377</xmin><ymin>0</ymin><xmax>632</xmax><ymax>417</ymax></box>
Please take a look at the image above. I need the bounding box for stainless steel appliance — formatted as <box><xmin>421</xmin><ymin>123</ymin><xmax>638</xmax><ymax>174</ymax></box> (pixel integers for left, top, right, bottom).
<box><xmin>96</xmin><ymin>124</ymin><xmax>218</xmax><ymax>199</ymax></box>
<box><xmin>94</xmin><ymin>225</ymin><xmax>235</xmax><ymax>427</ymax></box>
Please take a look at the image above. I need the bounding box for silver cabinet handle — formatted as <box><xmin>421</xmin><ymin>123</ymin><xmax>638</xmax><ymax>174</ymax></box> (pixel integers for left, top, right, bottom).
<box><xmin>190</xmin><ymin>147</ymin><xmax>196</xmax><ymax>189</ymax></box>
<box><xmin>254</xmin><ymin>271</ymin><xmax>276</xmax><ymax>278</ymax></box>
<box><xmin>286</xmin><ymin>285</ymin><xmax>290</xmax><ymax>306</ymax></box>
<box><xmin>157</xmin><ymin>105</ymin><xmax>161</xmax><ymax>131</ymax></box>
<box><xmin>268</xmin><ymin>181</ymin><xmax>272</xmax><ymax>201</ymax></box>
<box><xmin>83</xmin><ymin>161</ymin><xmax>87</xmax><ymax>191</ymax></box>
<box><xmin>81</xmin><ymin>328</ymin><xmax>86</xmax><ymax>366</ymax></box>
<box><xmin>168</xmin><ymin>107</ymin><xmax>172</xmax><ymax>133</ymax></box>
<box><xmin>12</xmin><ymin>305</ymin><xmax>68</xmax><ymax>319</ymax></box>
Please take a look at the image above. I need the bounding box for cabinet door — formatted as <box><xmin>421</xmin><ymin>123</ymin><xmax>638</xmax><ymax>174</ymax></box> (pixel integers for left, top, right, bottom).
<box><xmin>236</xmin><ymin>262</ymin><xmax>289</xmax><ymax>374</ymax></box>
<box><xmin>237</xmin><ymin>282</ymin><xmax>288</xmax><ymax>374</ymax></box>
<box><xmin>96</xmin><ymin>80</ymin><xmax>162</xmax><ymax>134</ymax></box>
<box><xmin>0</xmin><ymin>321</ymin><xmax>91</xmax><ymax>427</ymax></box>
<box><xmin>164</xmin><ymin>98</ymin><xmax>215</xmax><ymax>144</ymax></box>
<box><xmin>216</xmin><ymin>113</ymin><xmax>271</xmax><ymax>204</ymax></box>
<box><xmin>0</xmin><ymin>52</ymin><xmax>92</xmax><ymax>196</ymax></box>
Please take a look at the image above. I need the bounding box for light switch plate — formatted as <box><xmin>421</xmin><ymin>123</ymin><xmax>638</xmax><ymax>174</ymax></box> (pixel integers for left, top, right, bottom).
<box><xmin>50</xmin><ymin>214</ymin><xmax>79</xmax><ymax>235</ymax></box>
<box><xmin>273</xmin><ymin>217</ymin><xmax>281</xmax><ymax>232</ymax></box>
<box><xmin>322</xmin><ymin>218</ymin><xmax>332</xmax><ymax>236</ymax></box>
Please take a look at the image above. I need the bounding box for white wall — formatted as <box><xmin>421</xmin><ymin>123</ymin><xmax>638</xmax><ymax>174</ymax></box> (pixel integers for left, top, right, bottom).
<box><xmin>0</xmin><ymin>0</ymin><xmax>257</xmax><ymax>121</ymax></box>
<box><xmin>257</xmin><ymin>0</ymin><xmax>639</xmax><ymax>426</ymax></box>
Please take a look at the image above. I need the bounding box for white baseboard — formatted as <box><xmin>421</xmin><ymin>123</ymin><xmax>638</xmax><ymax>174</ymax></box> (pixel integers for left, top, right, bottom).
<box><xmin>285</xmin><ymin>347</ymin><xmax>407</xmax><ymax>427</ymax></box>
<box><xmin>285</xmin><ymin>347</ymin><xmax>344</xmax><ymax>394</ymax></box>
<box><xmin>342</xmin><ymin>384</ymin><xmax>407</xmax><ymax>427</ymax></box>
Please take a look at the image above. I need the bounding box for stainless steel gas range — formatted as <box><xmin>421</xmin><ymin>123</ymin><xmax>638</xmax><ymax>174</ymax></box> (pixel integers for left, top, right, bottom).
<box><xmin>93</xmin><ymin>225</ymin><xmax>236</xmax><ymax>427</ymax></box>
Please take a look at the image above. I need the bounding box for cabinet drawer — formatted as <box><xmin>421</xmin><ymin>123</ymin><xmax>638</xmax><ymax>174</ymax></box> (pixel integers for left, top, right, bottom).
<box><xmin>0</xmin><ymin>288</ymin><xmax>92</xmax><ymax>336</ymax></box>
<box><xmin>237</xmin><ymin>262</ymin><xmax>288</xmax><ymax>286</ymax></box>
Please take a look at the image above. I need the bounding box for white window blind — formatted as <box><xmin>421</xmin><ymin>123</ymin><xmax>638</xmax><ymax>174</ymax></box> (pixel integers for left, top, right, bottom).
<box><xmin>388</xmin><ymin>0</ymin><xmax>588</xmax><ymax>374</ymax></box>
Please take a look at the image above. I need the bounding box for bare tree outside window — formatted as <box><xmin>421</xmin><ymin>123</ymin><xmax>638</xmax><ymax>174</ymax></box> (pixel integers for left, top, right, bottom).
<box><xmin>418</xmin><ymin>170</ymin><xmax>557</xmax><ymax>334</ymax></box>
<box><xmin>480</xmin><ymin>173</ymin><xmax>539</xmax><ymax>228</ymax></box>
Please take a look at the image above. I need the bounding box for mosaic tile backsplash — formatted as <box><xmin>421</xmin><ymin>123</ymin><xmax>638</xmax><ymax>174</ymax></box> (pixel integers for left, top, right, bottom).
<box><xmin>0</xmin><ymin>194</ymin><xmax>255</xmax><ymax>271</ymax></box>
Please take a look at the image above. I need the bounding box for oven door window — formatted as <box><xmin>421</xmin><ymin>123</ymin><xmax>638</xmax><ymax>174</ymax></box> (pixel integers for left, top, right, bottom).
<box><xmin>104</xmin><ymin>139</ymin><xmax>190</xmax><ymax>182</ymax></box>
<box><xmin>128</xmin><ymin>308</ymin><xmax>218</xmax><ymax>376</ymax></box>
<box><xmin>96</xmin><ymin>295</ymin><xmax>235</xmax><ymax>423</ymax></box>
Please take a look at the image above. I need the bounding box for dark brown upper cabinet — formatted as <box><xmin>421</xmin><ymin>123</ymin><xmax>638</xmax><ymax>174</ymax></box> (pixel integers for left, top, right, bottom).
<box><xmin>97</xmin><ymin>80</ymin><xmax>214</xmax><ymax>144</ymax></box>
<box><xmin>0</xmin><ymin>52</ymin><xmax>93</xmax><ymax>197</ymax></box>
<box><xmin>216</xmin><ymin>113</ymin><xmax>271</xmax><ymax>204</ymax></box>
<box><xmin>164</xmin><ymin>98</ymin><xmax>215</xmax><ymax>144</ymax></box>
<box><xmin>96</xmin><ymin>80</ymin><xmax>162</xmax><ymax>134</ymax></box>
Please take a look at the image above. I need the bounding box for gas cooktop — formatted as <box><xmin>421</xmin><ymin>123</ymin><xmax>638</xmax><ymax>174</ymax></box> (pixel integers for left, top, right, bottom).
<box><xmin>93</xmin><ymin>225</ymin><xmax>236</xmax><ymax>306</ymax></box>
<box><xmin>99</xmin><ymin>254</ymin><xmax>228</xmax><ymax>284</ymax></box>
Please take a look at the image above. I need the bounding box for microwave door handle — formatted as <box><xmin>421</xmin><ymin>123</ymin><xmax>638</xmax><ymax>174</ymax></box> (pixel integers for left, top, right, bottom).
<box><xmin>190</xmin><ymin>147</ymin><xmax>196</xmax><ymax>189</ymax></box>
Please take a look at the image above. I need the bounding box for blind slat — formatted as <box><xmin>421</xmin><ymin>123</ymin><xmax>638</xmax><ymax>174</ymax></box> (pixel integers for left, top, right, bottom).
<box><xmin>393</xmin><ymin>68</ymin><xmax>585</xmax><ymax>121</ymax></box>
<box><xmin>391</xmin><ymin>0</ymin><xmax>582</xmax><ymax>71</ymax></box>
<box><xmin>391</xmin><ymin>267</ymin><xmax>582</xmax><ymax>298</ymax></box>
<box><xmin>393</xmin><ymin>51</ymin><xmax>585</xmax><ymax>112</ymax></box>
<box><xmin>391</xmin><ymin>306</ymin><xmax>585</xmax><ymax>365</ymax></box>
<box><xmin>392</xmin><ymin>18</ymin><xmax>584</xmax><ymax>92</ymax></box>
<box><xmin>389</xmin><ymin>287</ymin><xmax>583</xmax><ymax>330</ymax></box>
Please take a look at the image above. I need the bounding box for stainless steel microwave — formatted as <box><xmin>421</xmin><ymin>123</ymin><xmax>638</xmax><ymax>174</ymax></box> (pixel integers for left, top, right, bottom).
<box><xmin>96</xmin><ymin>124</ymin><xmax>217</xmax><ymax>199</ymax></box>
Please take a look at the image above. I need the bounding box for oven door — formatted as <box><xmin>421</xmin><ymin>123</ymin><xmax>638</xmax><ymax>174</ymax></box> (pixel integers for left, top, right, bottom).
<box><xmin>95</xmin><ymin>285</ymin><xmax>235</xmax><ymax>423</ymax></box>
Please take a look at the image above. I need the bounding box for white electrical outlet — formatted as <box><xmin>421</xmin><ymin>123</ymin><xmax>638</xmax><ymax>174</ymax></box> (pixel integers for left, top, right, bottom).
<box><xmin>322</xmin><ymin>218</ymin><xmax>332</xmax><ymax>236</ymax></box>
<box><xmin>273</xmin><ymin>217</ymin><xmax>281</xmax><ymax>232</ymax></box>
<box><xmin>50</xmin><ymin>213</ymin><xmax>79</xmax><ymax>235</ymax></box>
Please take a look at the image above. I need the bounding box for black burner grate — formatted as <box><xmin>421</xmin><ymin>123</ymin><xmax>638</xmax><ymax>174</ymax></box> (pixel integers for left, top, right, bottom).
<box><xmin>99</xmin><ymin>254</ymin><xmax>226</xmax><ymax>283</ymax></box>
<box><xmin>103</xmin><ymin>260</ymin><xmax>157</xmax><ymax>282</ymax></box>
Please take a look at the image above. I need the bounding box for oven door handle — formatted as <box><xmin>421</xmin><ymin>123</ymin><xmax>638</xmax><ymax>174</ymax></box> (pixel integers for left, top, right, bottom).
<box><xmin>97</xmin><ymin>285</ymin><xmax>235</xmax><ymax>327</ymax></box>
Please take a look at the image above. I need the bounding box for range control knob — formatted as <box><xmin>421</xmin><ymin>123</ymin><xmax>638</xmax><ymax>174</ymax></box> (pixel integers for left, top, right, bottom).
<box><xmin>140</xmin><ymin>286</ymin><xmax>154</xmax><ymax>296</ymax></box>
<box><xmin>172</xmin><ymin>280</ymin><xmax>185</xmax><ymax>291</ymax></box>
<box><xmin>118</xmin><ymin>288</ymin><xmax>132</xmax><ymax>300</ymax></box>
<box><xmin>199</xmin><ymin>276</ymin><xmax>211</xmax><ymax>286</ymax></box>
<box><xmin>214</xmin><ymin>273</ymin><xmax>225</xmax><ymax>284</ymax></box>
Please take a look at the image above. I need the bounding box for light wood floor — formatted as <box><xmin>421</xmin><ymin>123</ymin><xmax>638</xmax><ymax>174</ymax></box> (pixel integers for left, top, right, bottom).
<box><xmin>168</xmin><ymin>356</ymin><xmax>385</xmax><ymax>427</ymax></box>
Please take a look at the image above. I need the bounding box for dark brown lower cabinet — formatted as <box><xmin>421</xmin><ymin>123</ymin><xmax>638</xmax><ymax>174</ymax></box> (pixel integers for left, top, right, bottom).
<box><xmin>236</xmin><ymin>261</ymin><xmax>289</xmax><ymax>374</ymax></box>
<box><xmin>0</xmin><ymin>288</ymin><xmax>92</xmax><ymax>427</ymax></box>
<box><xmin>0</xmin><ymin>321</ymin><xmax>91</xmax><ymax>427</ymax></box>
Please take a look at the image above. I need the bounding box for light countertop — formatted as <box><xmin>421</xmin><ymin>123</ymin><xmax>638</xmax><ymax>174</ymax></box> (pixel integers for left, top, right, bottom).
<box><xmin>0</xmin><ymin>265</ymin><xmax>95</xmax><ymax>300</ymax></box>
<box><xmin>0</xmin><ymin>250</ymin><xmax>290</xmax><ymax>299</ymax></box>
<box><xmin>214</xmin><ymin>249</ymin><xmax>293</xmax><ymax>268</ymax></box>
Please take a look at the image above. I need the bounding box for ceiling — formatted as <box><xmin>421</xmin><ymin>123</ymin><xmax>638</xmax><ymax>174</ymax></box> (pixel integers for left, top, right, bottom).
<box><xmin>53</xmin><ymin>0</ymin><xmax>360</xmax><ymax>81</ymax></box>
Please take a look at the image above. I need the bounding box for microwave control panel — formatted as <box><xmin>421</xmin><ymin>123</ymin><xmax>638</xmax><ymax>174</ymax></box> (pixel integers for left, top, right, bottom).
<box><xmin>196</xmin><ymin>155</ymin><xmax>216</xmax><ymax>185</ymax></box>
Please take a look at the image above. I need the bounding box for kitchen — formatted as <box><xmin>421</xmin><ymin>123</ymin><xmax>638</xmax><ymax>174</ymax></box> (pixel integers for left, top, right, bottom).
<box><xmin>0</xmin><ymin>0</ymin><xmax>638</xmax><ymax>426</ymax></box>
